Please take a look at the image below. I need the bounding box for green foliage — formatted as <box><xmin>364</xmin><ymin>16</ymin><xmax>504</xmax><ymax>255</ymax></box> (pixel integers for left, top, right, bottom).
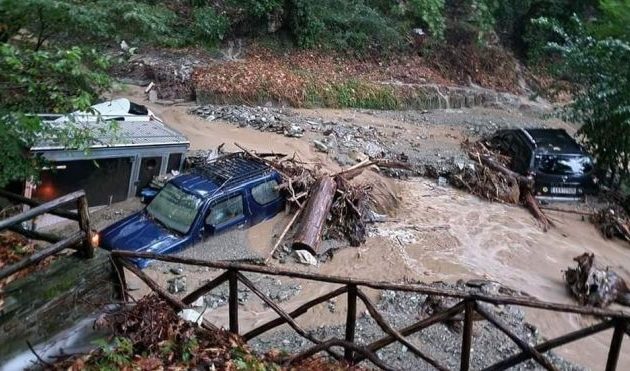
<box><xmin>191</xmin><ymin>7</ymin><xmax>230</xmax><ymax>46</ymax></box>
<box><xmin>306</xmin><ymin>80</ymin><xmax>400</xmax><ymax>110</ymax></box>
<box><xmin>232</xmin><ymin>0</ymin><xmax>284</xmax><ymax>18</ymax></box>
<box><xmin>93</xmin><ymin>337</ymin><xmax>134</xmax><ymax>370</ymax></box>
<box><xmin>0</xmin><ymin>0</ymin><xmax>229</xmax><ymax>49</ymax></box>
<box><xmin>410</xmin><ymin>0</ymin><xmax>446</xmax><ymax>38</ymax></box>
<box><xmin>289</xmin><ymin>0</ymin><xmax>405</xmax><ymax>52</ymax></box>
<box><xmin>231</xmin><ymin>347</ymin><xmax>280</xmax><ymax>371</ymax></box>
<box><xmin>592</xmin><ymin>0</ymin><xmax>630</xmax><ymax>41</ymax></box>
<box><xmin>0</xmin><ymin>43</ymin><xmax>113</xmax><ymax>187</ymax></box>
<box><xmin>535</xmin><ymin>16</ymin><xmax>630</xmax><ymax>186</ymax></box>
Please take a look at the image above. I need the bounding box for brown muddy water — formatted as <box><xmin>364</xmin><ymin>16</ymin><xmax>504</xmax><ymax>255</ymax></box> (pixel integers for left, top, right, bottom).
<box><xmin>117</xmin><ymin>87</ymin><xmax>630</xmax><ymax>370</ymax></box>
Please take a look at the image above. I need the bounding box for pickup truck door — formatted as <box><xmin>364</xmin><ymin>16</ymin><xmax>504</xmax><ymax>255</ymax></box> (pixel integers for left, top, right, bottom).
<box><xmin>204</xmin><ymin>192</ymin><xmax>249</xmax><ymax>236</ymax></box>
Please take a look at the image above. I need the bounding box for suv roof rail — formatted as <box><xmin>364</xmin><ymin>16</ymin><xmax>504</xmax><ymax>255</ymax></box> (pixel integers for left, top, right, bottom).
<box><xmin>519</xmin><ymin>128</ymin><xmax>536</xmax><ymax>146</ymax></box>
<box><xmin>191</xmin><ymin>152</ymin><xmax>273</xmax><ymax>188</ymax></box>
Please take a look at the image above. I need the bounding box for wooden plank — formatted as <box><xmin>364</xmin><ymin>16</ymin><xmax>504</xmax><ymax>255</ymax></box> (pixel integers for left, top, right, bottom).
<box><xmin>484</xmin><ymin>320</ymin><xmax>615</xmax><ymax>370</ymax></box>
<box><xmin>119</xmin><ymin>259</ymin><xmax>186</xmax><ymax>310</ymax></box>
<box><xmin>355</xmin><ymin>301</ymin><xmax>466</xmax><ymax>363</ymax></box>
<box><xmin>460</xmin><ymin>300</ymin><xmax>475</xmax><ymax>371</ymax></box>
<box><xmin>0</xmin><ymin>231</ymin><xmax>84</xmax><ymax>280</ymax></box>
<box><xmin>228</xmin><ymin>269</ymin><xmax>239</xmax><ymax>334</ymax></box>
<box><xmin>291</xmin><ymin>176</ymin><xmax>337</xmax><ymax>254</ymax></box>
<box><xmin>110</xmin><ymin>251</ymin><xmax>630</xmax><ymax>319</ymax></box>
<box><xmin>476</xmin><ymin>305</ymin><xmax>558</xmax><ymax>371</ymax></box>
<box><xmin>287</xmin><ymin>338</ymin><xmax>397</xmax><ymax>371</ymax></box>
<box><xmin>236</xmin><ymin>272</ymin><xmax>342</xmax><ymax>360</ymax></box>
<box><xmin>182</xmin><ymin>271</ymin><xmax>229</xmax><ymax>306</ymax></box>
<box><xmin>606</xmin><ymin>320</ymin><xmax>627</xmax><ymax>371</ymax></box>
<box><xmin>8</xmin><ymin>225</ymin><xmax>62</xmax><ymax>243</ymax></box>
<box><xmin>356</xmin><ymin>288</ymin><xmax>448</xmax><ymax>371</ymax></box>
<box><xmin>0</xmin><ymin>190</ymin><xmax>84</xmax><ymax>231</ymax></box>
<box><xmin>0</xmin><ymin>189</ymin><xmax>79</xmax><ymax>221</ymax></box>
<box><xmin>77</xmin><ymin>195</ymin><xmax>94</xmax><ymax>258</ymax></box>
<box><xmin>243</xmin><ymin>286</ymin><xmax>348</xmax><ymax>341</ymax></box>
<box><xmin>265</xmin><ymin>206</ymin><xmax>303</xmax><ymax>264</ymax></box>
<box><xmin>345</xmin><ymin>284</ymin><xmax>357</xmax><ymax>361</ymax></box>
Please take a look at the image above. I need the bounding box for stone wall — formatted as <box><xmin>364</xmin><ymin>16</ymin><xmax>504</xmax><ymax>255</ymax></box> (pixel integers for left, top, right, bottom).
<box><xmin>0</xmin><ymin>249</ymin><xmax>116</xmax><ymax>362</ymax></box>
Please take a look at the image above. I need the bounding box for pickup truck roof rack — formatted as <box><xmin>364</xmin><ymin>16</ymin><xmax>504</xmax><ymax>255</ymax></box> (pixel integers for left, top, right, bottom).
<box><xmin>191</xmin><ymin>152</ymin><xmax>273</xmax><ymax>188</ymax></box>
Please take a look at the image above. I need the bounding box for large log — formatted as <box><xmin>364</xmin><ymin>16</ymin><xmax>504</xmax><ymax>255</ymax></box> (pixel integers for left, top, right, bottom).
<box><xmin>291</xmin><ymin>176</ymin><xmax>337</xmax><ymax>254</ymax></box>
<box><xmin>478</xmin><ymin>154</ymin><xmax>534</xmax><ymax>190</ymax></box>
<box><xmin>524</xmin><ymin>190</ymin><xmax>553</xmax><ymax>232</ymax></box>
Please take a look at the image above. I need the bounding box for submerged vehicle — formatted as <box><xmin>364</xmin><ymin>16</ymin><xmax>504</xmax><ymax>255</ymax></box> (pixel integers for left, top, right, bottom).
<box><xmin>99</xmin><ymin>153</ymin><xmax>285</xmax><ymax>268</ymax></box>
<box><xmin>488</xmin><ymin>129</ymin><xmax>597</xmax><ymax>200</ymax></box>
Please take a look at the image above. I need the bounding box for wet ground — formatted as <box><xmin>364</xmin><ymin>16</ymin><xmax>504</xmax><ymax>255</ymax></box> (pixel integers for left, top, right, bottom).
<box><xmin>111</xmin><ymin>85</ymin><xmax>630</xmax><ymax>370</ymax></box>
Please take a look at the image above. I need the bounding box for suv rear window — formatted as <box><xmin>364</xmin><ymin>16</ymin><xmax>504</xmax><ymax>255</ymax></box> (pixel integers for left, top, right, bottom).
<box><xmin>536</xmin><ymin>154</ymin><xmax>593</xmax><ymax>176</ymax></box>
<box><xmin>251</xmin><ymin>180</ymin><xmax>280</xmax><ymax>205</ymax></box>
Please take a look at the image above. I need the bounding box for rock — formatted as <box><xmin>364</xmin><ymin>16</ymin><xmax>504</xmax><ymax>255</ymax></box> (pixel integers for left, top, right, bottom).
<box><xmin>167</xmin><ymin>276</ymin><xmax>186</xmax><ymax>293</ymax></box>
<box><xmin>313</xmin><ymin>140</ymin><xmax>328</xmax><ymax>153</ymax></box>
<box><xmin>178</xmin><ymin>309</ymin><xmax>203</xmax><ymax>326</ymax></box>
<box><xmin>190</xmin><ymin>296</ymin><xmax>205</xmax><ymax>308</ymax></box>
<box><xmin>437</xmin><ymin>176</ymin><xmax>448</xmax><ymax>187</ymax></box>
<box><xmin>294</xmin><ymin>249</ymin><xmax>317</xmax><ymax>266</ymax></box>
<box><xmin>284</xmin><ymin>124</ymin><xmax>304</xmax><ymax>138</ymax></box>
<box><xmin>170</xmin><ymin>267</ymin><xmax>183</xmax><ymax>275</ymax></box>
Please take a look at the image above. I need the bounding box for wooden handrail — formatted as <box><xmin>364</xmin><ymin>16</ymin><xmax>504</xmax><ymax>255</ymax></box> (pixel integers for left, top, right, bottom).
<box><xmin>0</xmin><ymin>190</ymin><xmax>84</xmax><ymax>231</ymax></box>
<box><xmin>111</xmin><ymin>250</ymin><xmax>630</xmax><ymax>319</ymax></box>
<box><xmin>0</xmin><ymin>189</ymin><xmax>80</xmax><ymax>221</ymax></box>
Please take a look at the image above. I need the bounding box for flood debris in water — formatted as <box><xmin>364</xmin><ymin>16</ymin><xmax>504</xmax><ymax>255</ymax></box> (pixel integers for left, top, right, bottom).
<box><xmin>564</xmin><ymin>253</ymin><xmax>630</xmax><ymax>307</ymax></box>
<box><xmin>590</xmin><ymin>206</ymin><xmax>630</xmax><ymax>243</ymax></box>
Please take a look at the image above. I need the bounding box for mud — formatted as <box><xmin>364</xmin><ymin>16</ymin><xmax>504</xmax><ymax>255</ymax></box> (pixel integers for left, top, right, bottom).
<box><xmin>111</xmin><ymin>86</ymin><xmax>630</xmax><ymax>370</ymax></box>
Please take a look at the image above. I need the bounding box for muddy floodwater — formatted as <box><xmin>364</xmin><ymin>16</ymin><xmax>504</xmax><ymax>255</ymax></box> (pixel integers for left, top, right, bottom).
<box><xmin>117</xmin><ymin>87</ymin><xmax>630</xmax><ymax>370</ymax></box>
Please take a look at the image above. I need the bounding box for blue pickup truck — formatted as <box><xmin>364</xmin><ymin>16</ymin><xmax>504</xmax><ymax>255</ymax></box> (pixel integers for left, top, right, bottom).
<box><xmin>99</xmin><ymin>153</ymin><xmax>285</xmax><ymax>268</ymax></box>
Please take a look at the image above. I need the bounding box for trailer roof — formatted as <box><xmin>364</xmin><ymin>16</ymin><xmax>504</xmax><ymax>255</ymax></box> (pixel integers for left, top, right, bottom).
<box><xmin>31</xmin><ymin>118</ymin><xmax>189</xmax><ymax>151</ymax></box>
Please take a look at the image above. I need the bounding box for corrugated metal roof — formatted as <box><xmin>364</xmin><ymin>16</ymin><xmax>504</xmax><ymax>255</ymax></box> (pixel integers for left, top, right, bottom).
<box><xmin>32</xmin><ymin>119</ymin><xmax>190</xmax><ymax>151</ymax></box>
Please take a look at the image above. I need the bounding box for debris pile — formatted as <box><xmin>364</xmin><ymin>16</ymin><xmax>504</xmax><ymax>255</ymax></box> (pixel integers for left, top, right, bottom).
<box><xmin>446</xmin><ymin>138</ymin><xmax>552</xmax><ymax>231</ymax></box>
<box><xmin>52</xmin><ymin>295</ymin><xmax>354</xmax><ymax>370</ymax></box>
<box><xmin>564</xmin><ymin>253</ymin><xmax>630</xmax><ymax>307</ymax></box>
<box><xmin>591</xmin><ymin>206</ymin><xmax>630</xmax><ymax>242</ymax></box>
<box><xmin>193</xmin><ymin>105</ymin><xmax>305</xmax><ymax>137</ymax></box>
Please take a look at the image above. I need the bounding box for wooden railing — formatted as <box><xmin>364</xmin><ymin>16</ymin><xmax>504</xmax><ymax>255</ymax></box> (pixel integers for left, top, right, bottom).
<box><xmin>0</xmin><ymin>190</ymin><xmax>94</xmax><ymax>280</ymax></box>
<box><xmin>111</xmin><ymin>250</ymin><xmax>630</xmax><ymax>371</ymax></box>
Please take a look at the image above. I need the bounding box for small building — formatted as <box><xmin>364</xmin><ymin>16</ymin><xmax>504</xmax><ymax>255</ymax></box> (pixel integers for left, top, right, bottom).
<box><xmin>26</xmin><ymin>100</ymin><xmax>190</xmax><ymax>207</ymax></box>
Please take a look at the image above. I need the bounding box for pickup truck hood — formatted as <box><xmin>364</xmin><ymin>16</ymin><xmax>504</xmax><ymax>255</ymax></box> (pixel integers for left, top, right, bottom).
<box><xmin>100</xmin><ymin>211</ymin><xmax>182</xmax><ymax>254</ymax></box>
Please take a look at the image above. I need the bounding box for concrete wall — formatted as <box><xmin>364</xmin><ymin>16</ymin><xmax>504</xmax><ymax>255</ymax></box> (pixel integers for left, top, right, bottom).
<box><xmin>0</xmin><ymin>249</ymin><xmax>117</xmax><ymax>362</ymax></box>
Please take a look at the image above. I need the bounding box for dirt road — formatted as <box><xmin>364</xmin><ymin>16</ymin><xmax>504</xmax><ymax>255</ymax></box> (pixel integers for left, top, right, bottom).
<box><xmin>117</xmin><ymin>86</ymin><xmax>630</xmax><ymax>369</ymax></box>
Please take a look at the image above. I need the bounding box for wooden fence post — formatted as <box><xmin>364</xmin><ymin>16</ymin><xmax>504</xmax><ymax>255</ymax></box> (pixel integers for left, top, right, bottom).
<box><xmin>605</xmin><ymin>319</ymin><xmax>627</xmax><ymax>371</ymax></box>
<box><xmin>460</xmin><ymin>300</ymin><xmax>475</xmax><ymax>371</ymax></box>
<box><xmin>345</xmin><ymin>284</ymin><xmax>358</xmax><ymax>362</ymax></box>
<box><xmin>229</xmin><ymin>269</ymin><xmax>239</xmax><ymax>334</ymax></box>
<box><xmin>111</xmin><ymin>256</ymin><xmax>128</xmax><ymax>302</ymax></box>
<box><xmin>77</xmin><ymin>195</ymin><xmax>94</xmax><ymax>258</ymax></box>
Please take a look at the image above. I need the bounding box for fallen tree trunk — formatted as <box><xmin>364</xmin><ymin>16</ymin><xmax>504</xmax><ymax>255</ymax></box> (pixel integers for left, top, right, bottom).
<box><xmin>523</xmin><ymin>191</ymin><xmax>553</xmax><ymax>232</ymax></box>
<box><xmin>292</xmin><ymin>176</ymin><xmax>337</xmax><ymax>255</ymax></box>
<box><xmin>477</xmin><ymin>154</ymin><xmax>534</xmax><ymax>190</ymax></box>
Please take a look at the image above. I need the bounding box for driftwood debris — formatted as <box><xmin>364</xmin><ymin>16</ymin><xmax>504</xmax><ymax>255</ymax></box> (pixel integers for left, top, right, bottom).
<box><xmin>291</xmin><ymin>176</ymin><xmax>337</xmax><ymax>254</ymax></box>
<box><xmin>458</xmin><ymin>139</ymin><xmax>553</xmax><ymax>231</ymax></box>
<box><xmin>591</xmin><ymin>207</ymin><xmax>630</xmax><ymax>242</ymax></box>
<box><xmin>565</xmin><ymin>253</ymin><xmax>630</xmax><ymax>307</ymax></box>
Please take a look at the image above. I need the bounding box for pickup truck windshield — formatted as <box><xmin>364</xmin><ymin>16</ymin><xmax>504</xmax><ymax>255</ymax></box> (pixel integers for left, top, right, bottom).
<box><xmin>146</xmin><ymin>183</ymin><xmax>203</xmax><ymax>234</ymax></box>
<box><xmin>536</xmin><ymin>154</ymin><xmax>593</xmax><ymax>176</ymax></box>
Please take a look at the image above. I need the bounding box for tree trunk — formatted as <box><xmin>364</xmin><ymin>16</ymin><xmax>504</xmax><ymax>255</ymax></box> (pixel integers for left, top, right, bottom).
<box><xmin>291</xmin><ymin>176</ymin><xmax>337</xmax><ymax>255</ymax></box>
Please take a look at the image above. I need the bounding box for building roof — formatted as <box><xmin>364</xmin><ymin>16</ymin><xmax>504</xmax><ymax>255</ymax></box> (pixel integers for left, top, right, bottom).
<box><xmin>32</xmin><ymin>118</ymin><xmax>190</xmax><ymax>151</ymax></box>
<box><xmin>523</xmin><ymin>129</ymin><xmax>584</xmax><ymax>155</ymax></box>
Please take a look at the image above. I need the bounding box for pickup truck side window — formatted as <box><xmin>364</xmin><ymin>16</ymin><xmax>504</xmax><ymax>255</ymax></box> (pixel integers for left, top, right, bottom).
<box><xmin>206</xmin><ymin>195</ymin><xmax>244</xmax><ymax>226</ymax></box>
<box><xmin>251</xmin><ymin>179</ymin><xmax>280</xmax><ymax>205</ymax></box>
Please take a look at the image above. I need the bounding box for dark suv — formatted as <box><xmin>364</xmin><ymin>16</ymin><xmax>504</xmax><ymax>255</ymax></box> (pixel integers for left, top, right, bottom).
<box><xmin>488</xmin><ymin>129</ymin><xmax>596</xmax><ymax>199</ymax></box>
<box><xmin>99</xmin><ymin>153</ymin><xmax>285</xmax><ymax>268</ymax></box>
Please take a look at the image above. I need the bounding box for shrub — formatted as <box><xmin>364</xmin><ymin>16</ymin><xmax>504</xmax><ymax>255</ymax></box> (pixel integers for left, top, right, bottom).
<box><xmin>190</xmin><ymin>7</ymin><xmax>230</xmax><ymax>46</ymax></box>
